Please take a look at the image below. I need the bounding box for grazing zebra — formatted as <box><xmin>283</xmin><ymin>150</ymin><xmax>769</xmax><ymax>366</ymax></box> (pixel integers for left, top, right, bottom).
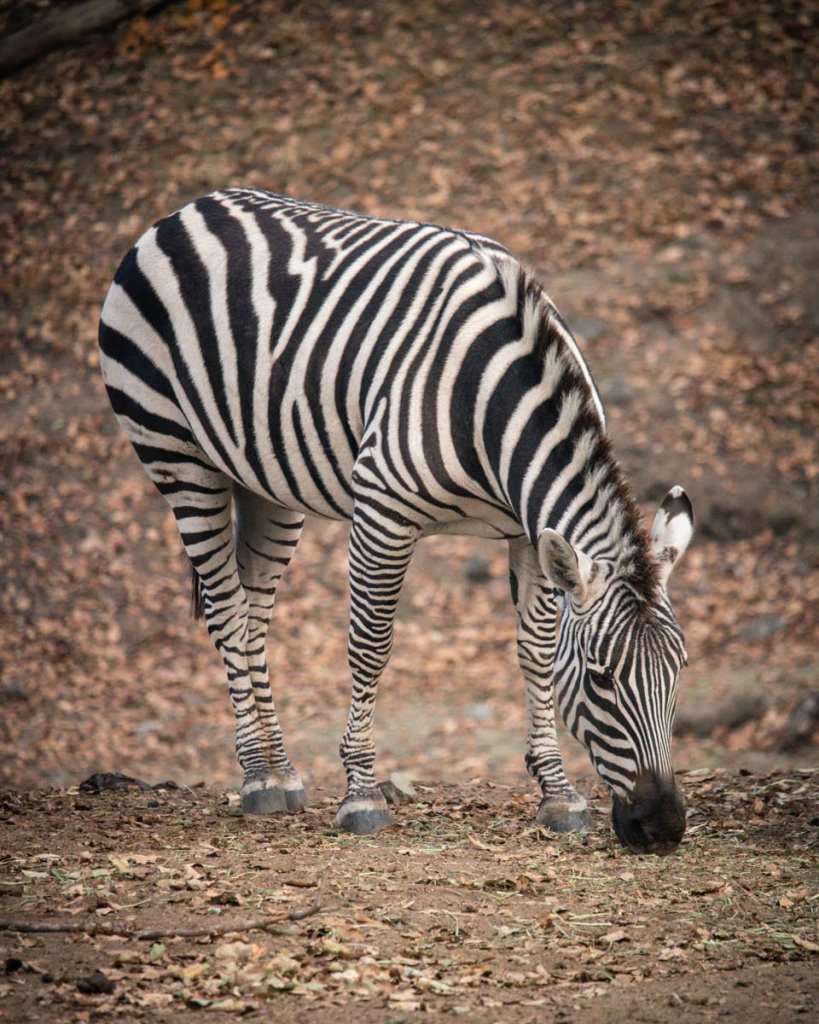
<box><xmin>99</xmin><ymin>189</ymin><xmax>694</xmax><ymax>853</ymax></box>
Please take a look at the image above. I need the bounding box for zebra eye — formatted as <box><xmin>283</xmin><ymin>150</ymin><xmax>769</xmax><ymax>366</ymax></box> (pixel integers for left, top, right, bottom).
<box><xmin>589</xmin><ymin>665</ymin><xmax>615</xmax><ymax>688</ymax></box>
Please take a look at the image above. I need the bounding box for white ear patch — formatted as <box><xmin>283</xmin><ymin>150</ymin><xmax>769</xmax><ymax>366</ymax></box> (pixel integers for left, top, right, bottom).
<box><xmin>537</xmin><ymin>529</ymin><xmax>607</xmax><ymax>608</ymax></box>
<box><xmin>650</xmin><ymin>485</ymin><xmax>694</xmax><ymax>588</ymax></box>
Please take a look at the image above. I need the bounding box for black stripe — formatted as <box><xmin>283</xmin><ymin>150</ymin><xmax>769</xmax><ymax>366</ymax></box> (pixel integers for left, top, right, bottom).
<box><xmin>155</xmin><ymin>209</ymin><xmax>238</xmax><ymax>446</ymax></box>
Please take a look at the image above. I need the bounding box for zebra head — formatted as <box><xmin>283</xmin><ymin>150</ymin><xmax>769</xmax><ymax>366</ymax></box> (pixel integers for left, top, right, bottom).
<box><xmin>539</xmin><ymin>487</ymin><xmax>695</xmax><ymax>853</ymax></box>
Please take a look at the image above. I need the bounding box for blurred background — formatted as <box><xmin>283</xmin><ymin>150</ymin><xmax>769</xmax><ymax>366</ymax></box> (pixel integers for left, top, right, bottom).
<box><xmin>1</xmin><ymin>0</ymin><xmax>817</xmax><ymax>797</ymax></box>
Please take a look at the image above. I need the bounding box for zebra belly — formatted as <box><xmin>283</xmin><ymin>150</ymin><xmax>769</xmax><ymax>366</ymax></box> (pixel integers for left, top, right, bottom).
<box><xmin>420</xmin><ymin>518</ymin><xmax>523</xmax><ymax>540</ymax></box>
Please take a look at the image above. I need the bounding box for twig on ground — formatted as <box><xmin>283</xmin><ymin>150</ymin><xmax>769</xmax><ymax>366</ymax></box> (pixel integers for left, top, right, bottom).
<box><xmin>0</xmin><ymin>903</ymin><xmax>322</xmax><ymax>939</ymax></box>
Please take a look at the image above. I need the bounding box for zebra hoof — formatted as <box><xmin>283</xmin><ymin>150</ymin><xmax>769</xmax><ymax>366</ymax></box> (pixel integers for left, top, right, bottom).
<box><xmin>536</xmin><ymin>797</ymin><xmax>592</xmax><ymax>834</ymax></box>
<box><xmin>335</xmin><ymin>793</ymin><xmax>394</xmax><ymax>835</ymax></box>
<box><xmin>241</xmin><ymin>782</ymin><xmax>287</xmax><ymax>816</ymax></box>
<box><xmin>241</xmin><ymin>773</ymin><xmax>307</xmax><ymax>816</ymax></box>
<box><xmin>284</xmin><ymin>785</ymin><xmax>308</xmax><ymax>812</ymax></box>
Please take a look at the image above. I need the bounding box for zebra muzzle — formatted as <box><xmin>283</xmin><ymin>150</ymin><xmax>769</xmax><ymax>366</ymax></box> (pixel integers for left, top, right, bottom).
<box><xmin>611</xmin><ymin>771</ymin><xmax>686</xmax><ymax>854</ymax></box>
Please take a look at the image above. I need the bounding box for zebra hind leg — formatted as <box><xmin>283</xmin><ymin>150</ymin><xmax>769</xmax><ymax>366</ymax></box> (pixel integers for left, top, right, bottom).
<box><xmin>150</xmin><ymin>464</ymin><xmax>285</xmax><ymax>811</ymax></box>
<box><xmin>234</xmin><ymin>487</ymin><xmax>306</xmax><ymax>815</ymax></box>
<box><xmin>336</xmin><ymin>508</ymin><xmax>418</xmax><ymax>835</ymax></box>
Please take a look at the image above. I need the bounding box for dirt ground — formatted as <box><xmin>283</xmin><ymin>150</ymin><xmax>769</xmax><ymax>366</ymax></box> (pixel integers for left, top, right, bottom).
<box><xmin>1</xmin><ymin>0</ymin><xmax>818</xmax><ymax>1020</ymax></box>
<box><xmin>1</xmin><ymin>772</ymin><xmax>818</xmax><ymax>1022</ymax></box>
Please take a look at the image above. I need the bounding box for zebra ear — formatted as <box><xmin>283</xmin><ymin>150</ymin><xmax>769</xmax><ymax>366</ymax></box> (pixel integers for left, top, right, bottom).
<box><xmin>537</xmin><ymin>529</ymin><xmax>606</xmax><ymax>607</ymax></box>
<box><xmin>650</xmin><ymin>486</ymin><xmax>694</xmax><ymax>589</ymax></box>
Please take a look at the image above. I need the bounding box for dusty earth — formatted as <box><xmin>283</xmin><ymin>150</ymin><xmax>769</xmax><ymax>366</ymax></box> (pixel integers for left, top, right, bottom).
<box><xmin>1</xmin><ymin>771</ymin><xmax>818</xmax><ymax>1022</ymax></box>
<box><xmin>1</xmin><ymin>0</ymin><xmax>818</xmax><ymax>1020</ymax></box>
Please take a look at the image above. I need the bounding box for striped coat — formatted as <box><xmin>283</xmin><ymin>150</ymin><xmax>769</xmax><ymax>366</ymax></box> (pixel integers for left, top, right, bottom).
<box><xmin>100</xmin><ymin>190</ymin><xmax>693</xmax><ymax>850</ymax></box>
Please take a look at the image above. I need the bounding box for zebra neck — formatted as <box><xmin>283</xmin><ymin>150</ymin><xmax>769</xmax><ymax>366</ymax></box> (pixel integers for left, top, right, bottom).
<box><xmin>501</xmin><ymin>416</ymin><xmax>657</xmax><ymax>603</ymax></box>
<box><xmin>478</xmin><ymin>261</ymin><xmax>658</xmax><ymax>602</ymax></box>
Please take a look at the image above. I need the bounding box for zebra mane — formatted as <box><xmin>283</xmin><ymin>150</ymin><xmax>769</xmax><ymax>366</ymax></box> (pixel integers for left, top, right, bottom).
<box><xmin>506</xmin><ymin>261</ymin><xmax>660</xmax><ymax>605</ymax></box>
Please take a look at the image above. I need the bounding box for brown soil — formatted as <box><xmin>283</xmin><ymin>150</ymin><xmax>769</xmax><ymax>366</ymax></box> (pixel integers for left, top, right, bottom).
<box><xmin>1</xmin><ymin>772</ymin><xmax>817</xmax><ymax>1022</ymax></box>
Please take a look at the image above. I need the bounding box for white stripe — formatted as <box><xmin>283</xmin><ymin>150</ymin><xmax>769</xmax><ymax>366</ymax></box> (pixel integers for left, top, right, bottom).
<box><xmin>550</xmin><ymin>313</ymin><xmax>606</xmax><ymax>429</ymax></box>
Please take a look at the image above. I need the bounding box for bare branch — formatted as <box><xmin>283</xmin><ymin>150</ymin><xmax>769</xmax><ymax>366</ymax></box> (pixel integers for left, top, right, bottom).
<box><xmin>0</xmin><ymin>0</ymin><xmax>168</xmax><ymax>77</ymax></box>
<box><xmin>0</xmin><ymin>903</ymin><xmax>323</xmax><ymax>939</ymax></box>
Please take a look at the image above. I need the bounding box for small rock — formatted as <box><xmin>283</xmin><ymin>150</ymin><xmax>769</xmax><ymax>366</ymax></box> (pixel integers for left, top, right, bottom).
<box><xmin>464</xmin><ymin>557</ymin><xmax>491</xmax><ymax>583</ymax></box>
<box><xmin>76</xmin><ymin>970</ymin><xmax>115</xmax><ymax>995</ymax></box>
<box><xmin>0</xmin><ymin>681</ymin><xmax>28</xmax><ymax>703</ymax></box>
<box><xmin>779</xmin><ymin>693</ymin><xmax>819</xmax><ymax>751</ymax></box>
<box><xmin>79</xmin><ymin>772</ymin><xmax>151</xmax><ymax>793</ymax></box>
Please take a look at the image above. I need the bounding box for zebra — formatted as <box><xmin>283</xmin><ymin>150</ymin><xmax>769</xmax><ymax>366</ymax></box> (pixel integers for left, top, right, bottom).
<box><xmin>99</xmin><ymin>189</ymin><xmax>694</xmax><ymax>853</ymax></box>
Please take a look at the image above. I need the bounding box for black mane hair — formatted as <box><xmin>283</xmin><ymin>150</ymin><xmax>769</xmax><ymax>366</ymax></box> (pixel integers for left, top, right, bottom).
<box><xmin>516</xmin><ymin>265</ymin><xmax>659</xmax><ymax>605</ymax></box>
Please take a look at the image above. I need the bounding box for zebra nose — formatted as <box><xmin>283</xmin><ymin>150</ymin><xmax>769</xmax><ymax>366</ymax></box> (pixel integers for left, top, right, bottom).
<box><xmin>611</xmin><ymin>772</ymin><xmax>686</xmax><ymax>854</ymax></box>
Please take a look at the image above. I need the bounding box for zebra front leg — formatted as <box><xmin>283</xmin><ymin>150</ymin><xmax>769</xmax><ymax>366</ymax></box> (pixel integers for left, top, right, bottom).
<box><xmin>234</xmin><ymin>488</ymin><xmax>306</xmax><ymax>814</ymax></box>
<box><xmin>336</xmin><ymin>509</ymin><xmax>418</xmax><ymax>835</ymax></box>
<box><xmin>509</xmin><ymin>538</ymin><xmax>592</xmax><ymax>833</ymax></box>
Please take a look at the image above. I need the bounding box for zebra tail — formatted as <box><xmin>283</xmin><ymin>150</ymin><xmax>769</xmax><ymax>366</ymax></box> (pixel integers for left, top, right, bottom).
<box><xmin>190</xmin><ymin>563</ymin><xmax>205</xmax><ymax>620</ymax></box>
